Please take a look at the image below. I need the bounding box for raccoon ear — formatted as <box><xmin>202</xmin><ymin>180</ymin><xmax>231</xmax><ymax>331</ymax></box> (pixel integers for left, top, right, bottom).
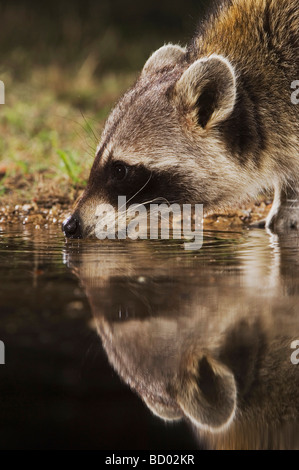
<box><xmin>142</xmin><ymin>44</ymin><xmax>186</xmax><ymax>76</ymax></box>
<box><xmin>176</xmin><ymin>354</ymin><xmax>237</xmax><ymax>432</ymax></box>
<box><xmin>143</xmin><ymin>397</ymin><xmax>183</xmax><ymax>422</ymax></box>
<box><xmin>174</xmin><ymin>55</ymin><xmax>236</xmax><ymax>128</ymax></box>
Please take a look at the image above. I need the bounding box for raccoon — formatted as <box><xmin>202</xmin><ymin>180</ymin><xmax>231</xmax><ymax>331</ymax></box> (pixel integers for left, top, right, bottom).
<box><xmin>65</xmin><ymin>231</ymin><xmax>299</xmax><ymax>449</ymax></box>
<box><xmin>63</xmin><ymin>0</ymin><xmax>299</xmax><ymax>239</ymax></box>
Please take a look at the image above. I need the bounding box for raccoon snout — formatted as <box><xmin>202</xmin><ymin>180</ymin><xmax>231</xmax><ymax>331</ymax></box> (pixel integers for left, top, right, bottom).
<box><xmin>62</xmin><ymin>214</ymin><xmax>82</xmax><ymax>239</ymax></box>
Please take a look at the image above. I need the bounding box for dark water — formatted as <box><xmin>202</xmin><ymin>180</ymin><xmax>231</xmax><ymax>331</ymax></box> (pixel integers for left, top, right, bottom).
<box><xmin>0</xmin><ymin>224</ymin><xmax>299</xmax><ymax>449</ymax></box>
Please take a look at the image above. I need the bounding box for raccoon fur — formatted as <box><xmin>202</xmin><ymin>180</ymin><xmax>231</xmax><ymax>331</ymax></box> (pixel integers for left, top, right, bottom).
<box><xmin>63</xmin><ymin>0</ymin><xmax>299</xmax><ymax>239</ymax></box>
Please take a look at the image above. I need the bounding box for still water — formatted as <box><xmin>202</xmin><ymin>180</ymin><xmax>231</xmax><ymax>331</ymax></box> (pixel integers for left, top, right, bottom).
<box><xmin>0</xmin><ymin>224</ymin><xmax>299</xmax><ymax>449</ymax></box>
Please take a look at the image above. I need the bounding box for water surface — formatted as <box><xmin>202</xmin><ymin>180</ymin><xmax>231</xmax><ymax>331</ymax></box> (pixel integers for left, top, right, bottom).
<box><xmin>0</xmin><ymin>224</ymin><xmax>299</xmax><ymax>449</ymax></box>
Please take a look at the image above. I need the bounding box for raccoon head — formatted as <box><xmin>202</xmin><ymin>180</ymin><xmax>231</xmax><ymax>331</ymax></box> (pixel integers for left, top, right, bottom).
<box><xmin>63</xmin><ymin>44</ymin><xmax>260</xmax><ymax>239</ymax></box>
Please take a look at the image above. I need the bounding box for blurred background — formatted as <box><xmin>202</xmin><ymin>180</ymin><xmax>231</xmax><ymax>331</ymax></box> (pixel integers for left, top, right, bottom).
<box><xmin>0</xmin><ymin>0</ymin><xmax>210</xmax><ymax>78</ymax></box>
<box><xmin>0</xmin><ymin>0</ymin><xmax>213</xmax><ymax>211</ymax></box>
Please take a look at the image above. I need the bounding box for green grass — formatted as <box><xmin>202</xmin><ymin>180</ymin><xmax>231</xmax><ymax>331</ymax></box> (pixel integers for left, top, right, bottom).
<box><xmin>0</xmin><ymin>67</ymin><xmax>136</xmax><ymax>206</ymax></box>
<box><xmin>57</xmin><ymin>149</ymin><xmax>87</xmax><ymax>185</ymax></box>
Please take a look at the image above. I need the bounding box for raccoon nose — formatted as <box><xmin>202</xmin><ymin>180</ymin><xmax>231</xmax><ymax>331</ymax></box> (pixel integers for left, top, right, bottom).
<box><xmin>62</xmin><ymin>215</ymin><xmax>82</xmax><ymax>239</ymax></box>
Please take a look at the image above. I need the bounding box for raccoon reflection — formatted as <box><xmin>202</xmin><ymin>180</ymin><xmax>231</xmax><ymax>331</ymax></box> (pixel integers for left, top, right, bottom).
<box><xmin>66</xmin><ymin>234</ymin><xmax>299</xmax><ymax>450</ymax></box>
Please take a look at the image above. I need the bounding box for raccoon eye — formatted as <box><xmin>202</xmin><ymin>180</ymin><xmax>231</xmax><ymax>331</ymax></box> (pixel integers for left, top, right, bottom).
<box><xmin>112</xmin><ymin>162</ymin><xmax>128</xmax><ymax>182</ymax></box>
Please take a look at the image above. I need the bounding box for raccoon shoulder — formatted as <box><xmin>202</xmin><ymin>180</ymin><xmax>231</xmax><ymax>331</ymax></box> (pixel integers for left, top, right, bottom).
<box><xmin>191</xmin><ymin>0</ymin><xmax>299</xmax><ymax>76</ymax></box>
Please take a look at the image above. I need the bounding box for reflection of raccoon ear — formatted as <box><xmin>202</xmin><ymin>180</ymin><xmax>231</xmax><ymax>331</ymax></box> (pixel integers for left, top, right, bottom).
<box><xmin>176</xmin><ymin>354</ymin><xmax>237</xmax><ymax>432</ymax></box>
<box><xmin>143</xmin><ymin>397</ymin><xmax>183</xmax><ymax>422</ymax></box>
<box><xmin>174</xmin><ymin>55</ymin><xmax>236</xmax><ymax>128</ymax></box>
<box><xmin>142</xmin><ymin>44</ymin><xmax>186</xmax><ymax>76</ymax></box>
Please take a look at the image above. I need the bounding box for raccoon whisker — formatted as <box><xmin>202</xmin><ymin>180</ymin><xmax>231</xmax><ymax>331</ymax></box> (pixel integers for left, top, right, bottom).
<box><xmin>52</xmin><ymin>113</ymin><xmax>97</xmax><ymax>158</ymax></box>
<box><xmin>147</xmin><ymin>205</ymin><xmax>179</xmax><ymax>226</ymax></box>
<box><xmin>80</xmin><ymin>110</ymin><xmax>101</xmax><ymax>143</ymax></box>
<box><xmin>117</xmin><ymin>172</ymin><xmax>153</xmax><ymax>213</ymax></box>
<box><xmin>142</xmin><ymin>197</ymin><xmax>188</xmax><ymax>224</ymax></box>
<box><xmin>81</xmin><ymin>140</ymin><xmax>98</xmax><ymax>158</ymax></box>
<box><xmin>120</xmin><ymin>198</ymin><xmax>171</xmax><ymax>226</ymax></box>
<box><xmin>53</xmin><ymin>113</ymin><xmax>99</xmax><ymax>145</ymax></box>
<box><xmin>86</xmin><ymin>225</ymin><xmax>96</xmax><ymax>238</ymax></box>
<box><xmin>137</xmin><ymin>197</ymin><xmax>172</xmax><ymax>206</ymax></box>
<box><xmin>87</xmin><ymin>210</ymin><xmax>126</xmax><ymax>239</ymax></box>
<box><xmin>144</xmin><ymin>197</ymin><xmax>172</xmax><ymax>206</ymax></box>
<box><xmin>123</xmin><ymin>198</ymin><xmax>181</xmax><ymax>232</ymax></box>
<box><xmin>127</xmin><ymin>172</ymin><xmax>153</xmax><ymax>205</ymax></box>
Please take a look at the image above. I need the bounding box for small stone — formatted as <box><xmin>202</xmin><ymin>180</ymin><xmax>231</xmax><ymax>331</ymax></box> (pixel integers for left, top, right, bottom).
<box><xmin>22</xmin><ymin>204</ymin><xmax>32</xmax><ymax>213</ymax></box>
